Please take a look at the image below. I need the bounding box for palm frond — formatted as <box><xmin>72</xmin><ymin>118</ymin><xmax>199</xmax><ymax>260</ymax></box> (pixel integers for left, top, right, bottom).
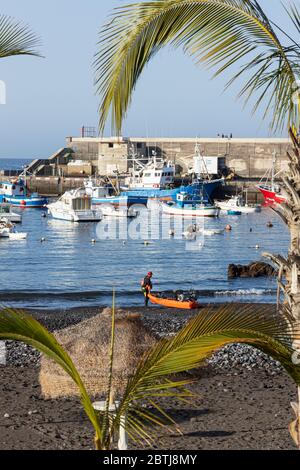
<box><xmin>111</xmin><ymin>303</ymin><xmax>300</xmax><ymax>446</ymax></box>
<box><xmin>284</xmin><ymin>1</ymin><xmax>300</xmax><ymax>36</ymax></box>
<box><xmin>0</xmin><ymin>15</ymin><xmax>40</xmax><ymax>58</ymax></box>
<box><xmin>95</xmin><ymin>0</ymin><xmax>300</xmax><ymax>134</ymax></box>
<box><xmin>0</xmin><ymin>307</ymin><xmax>102</xmax><ymax>448</ymax></box>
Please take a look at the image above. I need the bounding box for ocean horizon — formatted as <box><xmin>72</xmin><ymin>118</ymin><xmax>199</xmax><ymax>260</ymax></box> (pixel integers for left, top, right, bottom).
<box><xmin>0</xmin><ymin>158</ymin><xmax>32</xmax><ymax>172</ymax></box>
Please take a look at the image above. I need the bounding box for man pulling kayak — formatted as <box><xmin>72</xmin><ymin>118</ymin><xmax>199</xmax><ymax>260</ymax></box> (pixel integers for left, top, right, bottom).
<box><xmin>141</xmin><ymin>272</ymin><xmax>153</xmax><ymax>306</ymax></box>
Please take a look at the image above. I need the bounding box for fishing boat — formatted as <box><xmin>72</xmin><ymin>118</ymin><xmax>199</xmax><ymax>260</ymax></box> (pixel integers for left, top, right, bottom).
<box><xmin>84</xmin><ymin>177</ymin><xmax>137</xmax><ymax>207</ymax></box>
<box><xmin>148</xmin><ymin>292</ymin><xmax>200</xmax><ymax>310</ymax></box>
<box><xmin>216</xmin><ymin>194</ymin><xmax>261</xmax><ymax>214</ymax></box>
<box><xmin>120</xmin><ymin>147</ymin><xmax>223</xmax><ymax>204</ymax></box>
<box><xmin>0</xmin><ymin>204</ymin><xmax>22</xmax><ymax>223</ymax></box>
<box><xmin>163</xmin><ymin>202</ymin><xmax>219</xmax><ymax>217</ymax></box>
<box><xmin>0</xmin><ymin>173</ymin><xmax>48</xmax><ymax>208</ymax></box>
<box><xmin>47</xmin><ymin>188</ymin><xmax>102</xmax><ymax>222</ymax></box>
<box><xmin>256</xmin><ymin>152</ymin><xmax>287</xmax><ymax>204</ymax></box>
<box><xmin>163</xmin><ymin>191</ymin><xmax>219</xmax><ymax>217</ymax></box>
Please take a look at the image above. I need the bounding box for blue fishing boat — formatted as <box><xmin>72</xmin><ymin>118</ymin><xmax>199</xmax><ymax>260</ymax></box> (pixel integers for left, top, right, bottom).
<box><xmin>0</xmin><ymin>179</ymin><xmax>48</xmax><ymax>207</ymax></box>
<box><xmin>84</xmin><ymin>149</ymin><xmax>223</xmax><ymax>206</ymax></box>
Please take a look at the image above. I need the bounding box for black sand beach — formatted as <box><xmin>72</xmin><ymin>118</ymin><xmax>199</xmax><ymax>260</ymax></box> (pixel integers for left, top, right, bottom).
<box><xmin>0</xmin><ymin>304</ymin><xmax>297</xmax><ymax>450</ymax></box>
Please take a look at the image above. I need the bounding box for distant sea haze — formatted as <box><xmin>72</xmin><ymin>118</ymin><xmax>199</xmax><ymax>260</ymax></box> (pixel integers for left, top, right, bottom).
<box><xmin>0</xmin><ymin>158</ymin><xmax>31</xmax><ymax>171</ymax></box>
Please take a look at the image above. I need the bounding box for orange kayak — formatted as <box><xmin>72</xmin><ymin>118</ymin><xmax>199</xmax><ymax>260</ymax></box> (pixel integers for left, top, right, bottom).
<box><xmin>148</xmin><ymin>293</ymin><xmax>200</xmax><ymax>310</ymax></box>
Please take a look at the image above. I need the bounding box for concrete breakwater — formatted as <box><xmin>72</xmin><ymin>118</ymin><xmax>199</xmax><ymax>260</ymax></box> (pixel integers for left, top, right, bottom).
<box><xmin>1</xmin><ymin>134</ymin><xmax>289</xmax><ymax>201</ymax></box>
<box><xmin>0</xmin><ymin>174</ymin><xmax>264</xmax><ymax>202</ymax></box>
<box><xmin>0</xmin><ymin>175</ymin><xmax>85</xmax><ymax>197</ymax></box>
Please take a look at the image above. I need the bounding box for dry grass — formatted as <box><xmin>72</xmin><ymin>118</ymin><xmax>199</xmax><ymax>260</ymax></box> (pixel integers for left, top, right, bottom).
<box><xmin>39</xmin><ymin>308</ymin><xmax>157</xmax><ymax>399</ymax></box>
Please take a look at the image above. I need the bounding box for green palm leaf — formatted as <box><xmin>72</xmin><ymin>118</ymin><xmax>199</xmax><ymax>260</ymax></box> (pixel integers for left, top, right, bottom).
<box><xmin>95</xmin><ymin>0</ymin><xmax>300</xmax><ymax>134</ymax></box>
<box><xmin>0</xmin><ymin>307</ymin><xmax>102</xmax><ymax>448</ymax></box>
<box><xmin>0</xmin><ymin>15</ymin><xmax>40</xmax><ymax>58</ymax></box>
<box><xmin>111</xmin><ymin>304</ymin><xmax>300</xmax><ymax>446</ymax></box>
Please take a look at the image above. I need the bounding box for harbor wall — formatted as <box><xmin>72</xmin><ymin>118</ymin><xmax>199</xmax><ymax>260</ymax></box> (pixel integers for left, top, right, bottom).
<box><xmin>66</xmin><ymin>136</ymin><xmax>291</xmax><ymax>178</ymax></box>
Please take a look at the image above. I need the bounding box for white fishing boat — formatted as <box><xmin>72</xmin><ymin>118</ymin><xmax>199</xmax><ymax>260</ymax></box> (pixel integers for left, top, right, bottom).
<box><xmin>123</xmin><ymin>151</ymin><xmax>176</xmax><ymax>190</ymax></box>
<box><xmin>163</xmin><ymin>201</ymin><xmax>219</xmax><ymax>217</ymax></box>
<box><xmin>0</xmin><ymin>204</ymin><xmax>22</xmax><ymax>223</ymax></box>
<box><xmin>47</xmin><ymin>188</ymin><xmax>102</xmax><ymax>222</ymax></box>
<box><xmin>216</xmin><ymin>194</ymin><xmax>261</xmax><ymax>214</ymax></box>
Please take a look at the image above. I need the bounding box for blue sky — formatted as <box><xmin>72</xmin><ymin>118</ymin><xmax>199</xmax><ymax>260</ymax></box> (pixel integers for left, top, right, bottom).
<box><xmin>0</xmin><ymin>1</ymin><xmax>293</xmax><ymax>158</ymax></box>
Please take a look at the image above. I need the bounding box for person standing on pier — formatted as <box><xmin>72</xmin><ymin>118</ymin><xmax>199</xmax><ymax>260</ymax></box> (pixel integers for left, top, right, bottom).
<box><xmin>141</xmin><ymin>272</ymin><xmax>153</xmax><ymax>306</ymax></box>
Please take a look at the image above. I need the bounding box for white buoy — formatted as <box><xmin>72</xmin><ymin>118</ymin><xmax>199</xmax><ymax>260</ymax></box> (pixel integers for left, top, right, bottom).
<box><xmin>40</xmin><ymin>237</ymin><xmax>46</xmax><ymax>243</ymax></box>
<box><xmin>255</xmin><ymin>244</ymin><xmax>260</xmax><ymax>249</ymax></box>
<box><xmin>91</xmin><ymin>239</ymin><xmax>96</xmax><ymax>244</ymax></box>
<box><xmin>169</xmin><ymin>230</ymin><xmax>174</xmax><ymax>236</ymax></box>
<box><xmin>144</xmin><ymin>241</ymin><xmax>150</xmax><ymax>246</ymax></box>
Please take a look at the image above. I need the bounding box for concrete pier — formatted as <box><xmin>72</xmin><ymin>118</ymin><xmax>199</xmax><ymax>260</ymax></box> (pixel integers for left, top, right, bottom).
<box><xmin>1</xmin><ymin>133</ymin><xmax>291</xmax><ymax>200</ymax></box>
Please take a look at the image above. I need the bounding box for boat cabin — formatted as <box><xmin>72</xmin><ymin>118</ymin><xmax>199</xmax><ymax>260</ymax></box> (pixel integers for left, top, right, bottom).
<box><xmin>176</xmin><ymin>192</ymin><xmax>206</xmax><ymax>208</ymax></box>
<box><xmin>0</xmin><ymin>180</ymin><xmax>26</xmax><ymax>197</ymax></box>
<box><xmin>126</xmin><ymin>160</ymin><xmax>175</xmax><ymax>189</ymax></box>
<box><xmin>84</xmin><ymin>178</ymin><xmax>111</xmax><ymax>199</ymax></box>
<box><xmin>61</xmin><ymin>189</ymin><xmax>92</xmax><ymax>211</ymax></box>
<box><xmin>0</xmin><ymin>204</ymin><xmax>12</xmax><ymax>216</ymax></box>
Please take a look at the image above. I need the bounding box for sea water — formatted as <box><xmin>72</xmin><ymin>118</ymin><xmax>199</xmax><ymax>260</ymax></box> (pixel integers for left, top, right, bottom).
<box><xmin>0</xmin><ymin>204</ymin><xmax>290</xmax><ymax>309</ymax></box>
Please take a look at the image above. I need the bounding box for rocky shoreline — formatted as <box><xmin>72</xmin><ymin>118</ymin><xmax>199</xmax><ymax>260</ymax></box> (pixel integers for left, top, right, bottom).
<box><xmin>3</xmin><ymin>304</ymin><xmax>283</xmax><ymax>374</ymax></box>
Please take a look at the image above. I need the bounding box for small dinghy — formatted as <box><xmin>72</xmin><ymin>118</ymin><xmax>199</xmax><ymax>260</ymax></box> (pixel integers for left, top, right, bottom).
<box><xmin>148</xmin><ymin>292</ymin><xmax>200</xmax><ymax>310</ymax></box>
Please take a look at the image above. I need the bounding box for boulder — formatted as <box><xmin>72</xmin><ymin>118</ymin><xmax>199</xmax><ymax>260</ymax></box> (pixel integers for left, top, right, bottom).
<box><xmin>228</xmin><ymin>262</ymin><xmax>277</xmax><ymax>279</ymax></box>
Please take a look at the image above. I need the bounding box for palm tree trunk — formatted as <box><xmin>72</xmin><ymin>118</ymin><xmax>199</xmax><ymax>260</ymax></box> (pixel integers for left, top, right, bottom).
<box><xmin>265</xmin><ymin>128</ymin><xmax>300</xmax><ymax>448</ymax></box>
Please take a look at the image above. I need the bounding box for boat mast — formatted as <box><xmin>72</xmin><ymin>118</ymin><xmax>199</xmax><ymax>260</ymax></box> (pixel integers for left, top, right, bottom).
<box><xmin>195</xmin><ymin>140</ymin><xmax>212</xmax><ymax>182</ymax></box>
<box><xmin>271</xmin><ymin>150</ymin><xmax>276</xmax><ymax>192</ymax></box>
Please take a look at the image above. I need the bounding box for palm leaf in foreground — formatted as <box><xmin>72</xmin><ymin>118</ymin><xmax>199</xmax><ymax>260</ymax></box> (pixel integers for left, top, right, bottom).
<box><xmin>0</xmin><ymin>307</ymin><xmax>102</xmax><ymax>449</ymax></box>
<box><xmin>0</xmin><ymin>15</ymin><xmax>40</xmax><ymax>58</ymax></box>
<box><xmin>112</xmin><ymin>304</ymin><xmax>300</xmax><ymax>447</ymax></box>
<box><xmin>95</xmin><ymin>0</ymin><xmax>300</xmax><ymax>134</ymax></box>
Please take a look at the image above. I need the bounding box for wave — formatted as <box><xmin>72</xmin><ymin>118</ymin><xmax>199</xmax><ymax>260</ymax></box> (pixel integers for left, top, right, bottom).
<box><xmin>214</xmin><ymin>289</ymin><xmax>275</xmax><ymax>297</ymax></box>
<box><xmin>0</xmin><ymin>287</ymin><xmax>276</xmax><ymax>301</ymax></box>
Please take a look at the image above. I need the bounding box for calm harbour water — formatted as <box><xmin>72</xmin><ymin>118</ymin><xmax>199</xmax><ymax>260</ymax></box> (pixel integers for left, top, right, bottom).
<box><xmin>0</xmin><ymin>199</ymin><xmax>290</xmax><ymax>309</ymax></box>
<box><xmin>0</xmin><ymin>158</ymin><xmax>290</xmax><ymax>309</ymax></box>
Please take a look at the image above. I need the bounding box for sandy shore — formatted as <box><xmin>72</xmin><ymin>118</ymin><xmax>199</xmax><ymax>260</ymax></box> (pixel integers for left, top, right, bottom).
<box><xmin>0</xmin><ymin>304</ymin><xmax>298</xmax><ymax>450</ymax></box>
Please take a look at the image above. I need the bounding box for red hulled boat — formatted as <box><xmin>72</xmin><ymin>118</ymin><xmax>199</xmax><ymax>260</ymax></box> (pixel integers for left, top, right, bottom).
<box><xmin>256</xmin><ymin>184</ymin><xmax>286</xmax><ymax>204</ymax></box>
<box><xmin>256</xmin><ymin>152</ymin><xmax>286</xmax><ymax>204</ymax></box>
